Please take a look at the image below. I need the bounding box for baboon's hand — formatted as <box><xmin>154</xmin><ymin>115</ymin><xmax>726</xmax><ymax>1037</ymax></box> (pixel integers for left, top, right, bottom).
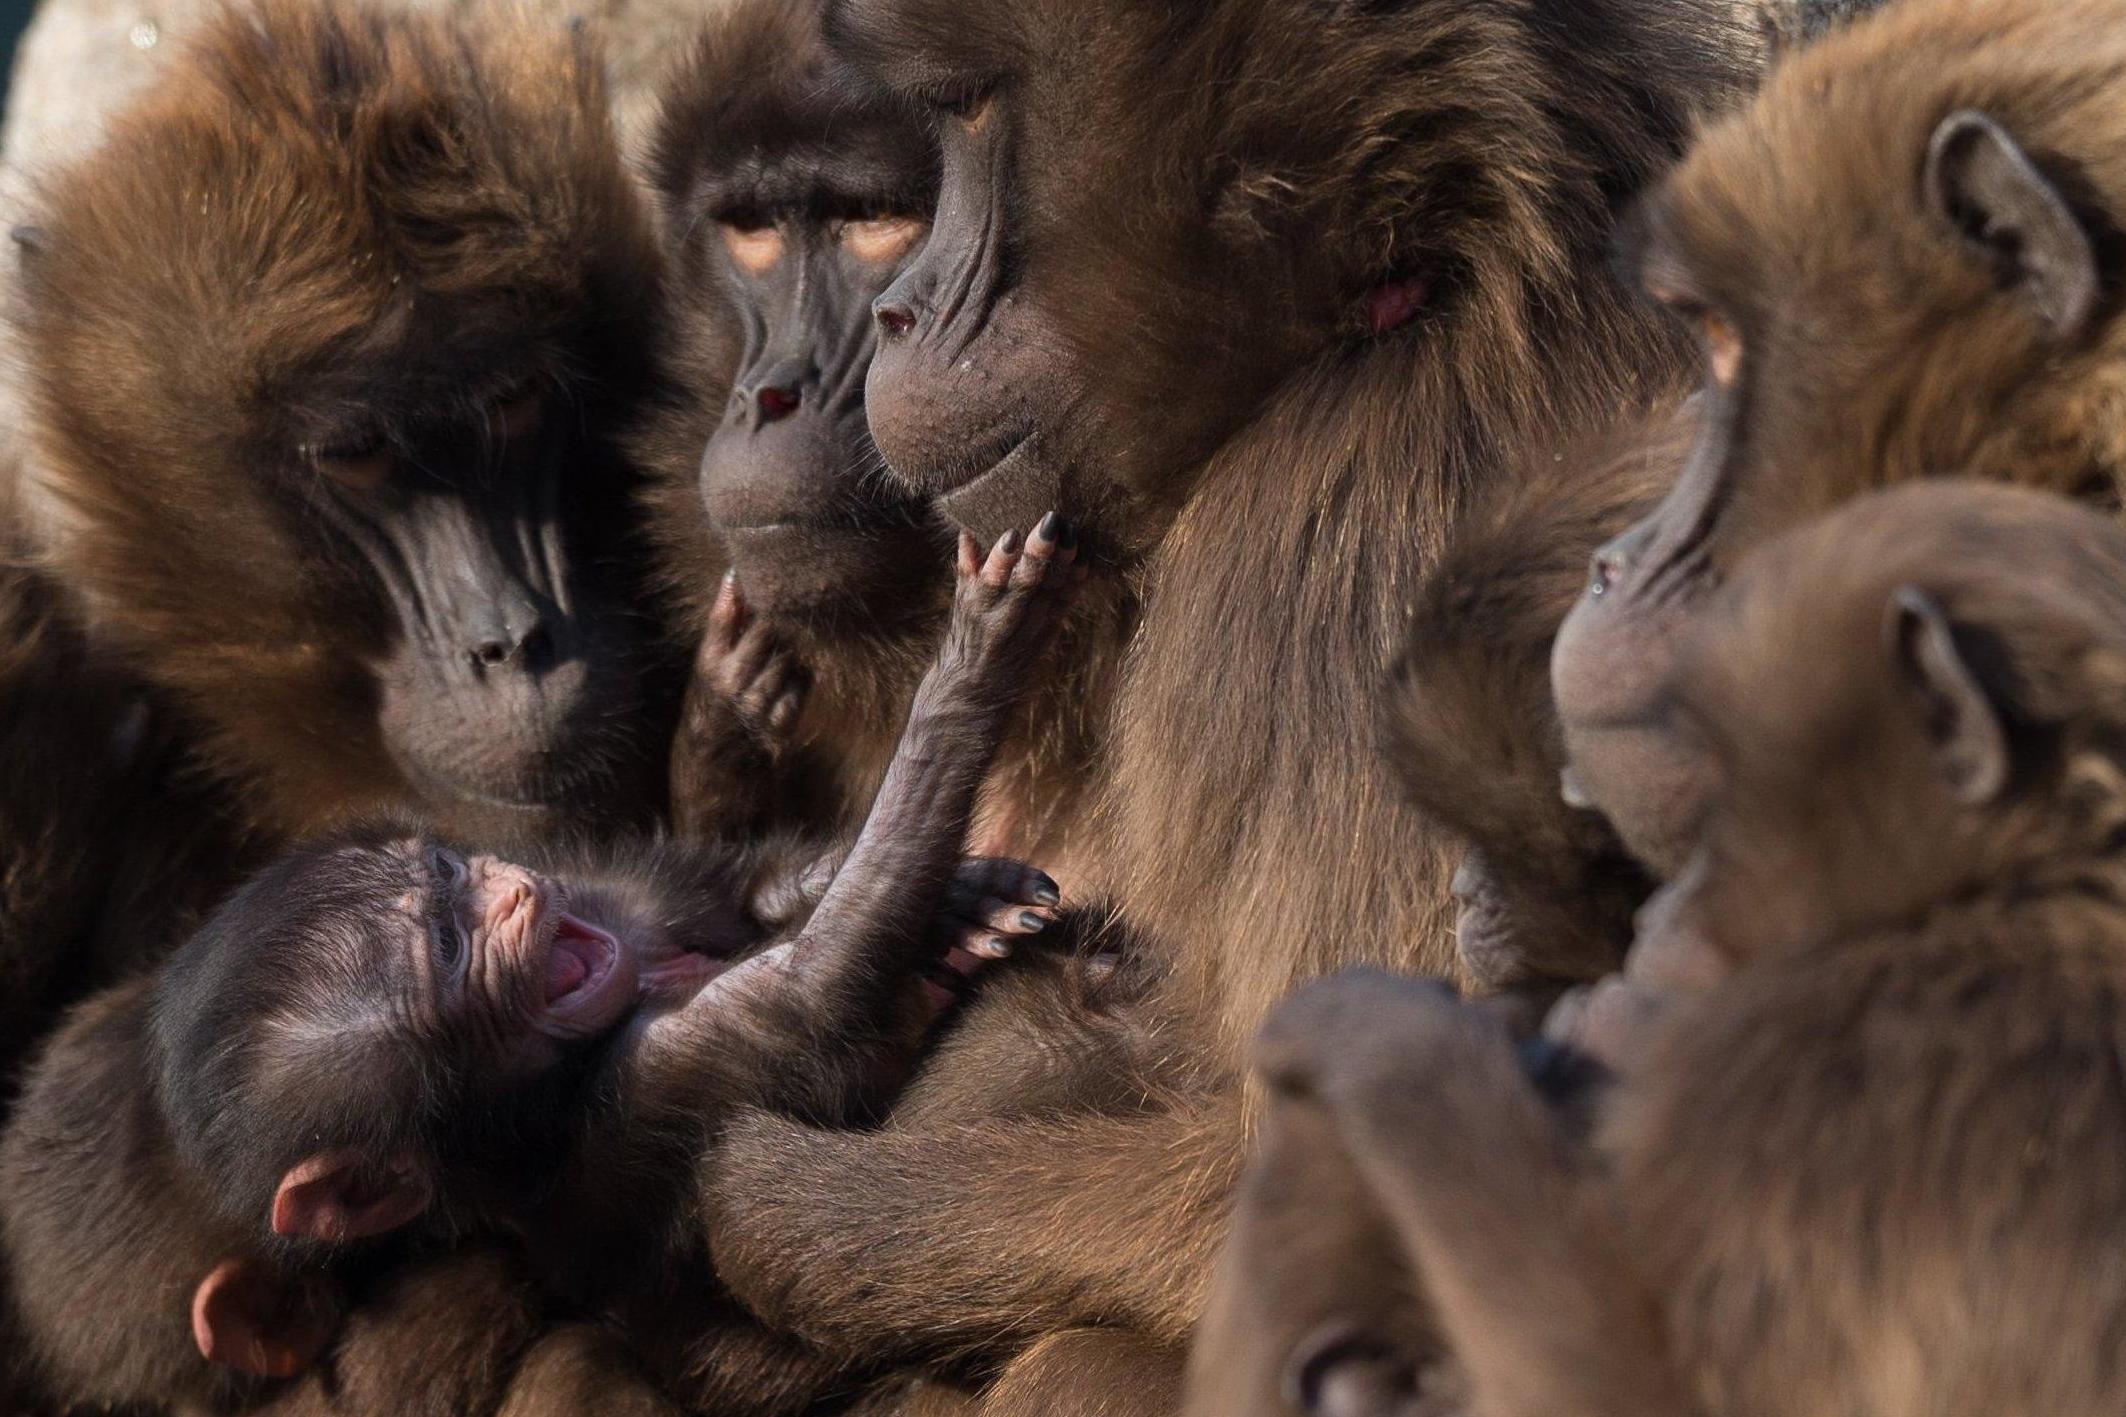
<box><xmin>935</xmin><ymin>512</ymin><xmax>1082</xmax><ymax>699</ymax></box>
<box><xmin>699</xmin><ymin>570</ymin><xmax>809</xmax><ymax>742</ymax></box>
<box><xmin>670</xmin><ymin>573</ymin><xmax>811</xmax><ymax>836</ymax></box>
<box><xmin>915</xmin><ymin>855</ymin><xmax>1066</xmax><ymax>1015</ymax></box>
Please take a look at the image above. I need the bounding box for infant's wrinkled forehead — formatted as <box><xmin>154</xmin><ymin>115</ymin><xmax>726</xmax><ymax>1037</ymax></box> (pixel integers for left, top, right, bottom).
<box><xmin>312</xmin><ymin>836</ymin><xmax>428</xmax><ymax>909</ymax></box>
<box><xmin>253</xmin><ymin>840</ymin><xmax>433</xmax><ymax>1057</ymax></box>
<box><xmin>254</xmin><ymin>838</ymin><xmax>433</xmax><ymax>982</ymax></box>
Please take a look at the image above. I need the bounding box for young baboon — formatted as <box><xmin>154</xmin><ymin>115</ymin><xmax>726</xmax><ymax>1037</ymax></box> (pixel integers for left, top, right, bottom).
<box><xmin>1554</xmin><ymin>0</ymin><xmax>2126</xmax><ymax>879</ymax></box>
<box><xmin>0</xmin><ymin>519</ymin><xmax>1077</xmax><ymax>1415</ymax></box>
<box><xmin>1383</xmin><ymin>402</ymin><xmax>1693</xmax><ymax>998</ymax></box>
<box><xmin>1237</xmin><ymin>480</ymin><xmax>2126</xmax><ymax>1417</ymax></box>
<box><xmin>9</xmin><ymin>0</ymin><xmax>675</xmax><ymax>850</ymax></box>
<box><xmin>0</xmin><ymin>975</ymin><xmax>680</xmax><ymax>1417</ymax></box>
<box><xmin>700</xmin><ymin>0</ymin><xmax>1758</xmax><ymax>1404</ymax></box>
<box><xmin>635</xmin><ymin>0</ymin><xmax>950</xmax><ymax>841</ymax></box>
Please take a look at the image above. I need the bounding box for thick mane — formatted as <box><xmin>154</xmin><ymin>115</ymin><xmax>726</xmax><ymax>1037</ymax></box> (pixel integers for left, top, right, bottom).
<box><xmin>1089</xmin><ymin>0</ymin><xmax>1752</xmax><ymax>1055</ymax></box>
<box><xmin>1046</xmin><ymin>0</ymin><xmax>1753</xmax><ymax>454</ymax></box>
<box><xmin>7</xmin><ymin>0</ymin><xmax>662</xmax><ymax>833</ymax></box>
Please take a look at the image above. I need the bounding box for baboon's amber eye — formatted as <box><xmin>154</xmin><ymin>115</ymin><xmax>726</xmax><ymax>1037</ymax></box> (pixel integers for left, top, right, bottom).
<box><xmin>306</xmin><ymin>432</ymin><xmax>391</xmax><ymax>492</ymax></box>
<box><xmin>840</xmin><ymin>217</ymin><xmax>927</xmax><ymax>264</ymax></box>
<box><xmin>1703</xmin><ymin>311</ymin><xmax>1743</xmax><ymax>387</ymax></box>
<box><xmin>720</xmin><ymin>222</ymin><xmax>785</xmax><ymax>275</ymax></box>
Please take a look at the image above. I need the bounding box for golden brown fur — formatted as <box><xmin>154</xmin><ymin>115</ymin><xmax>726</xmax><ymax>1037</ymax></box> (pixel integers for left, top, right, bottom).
<box><xmin>8</xmin><ymin>0</ymin><xmax>671</xmax><ymax>843</ymax></box>
<box><xmin>1663</xmin><ymin>0</ymin><xmax>2126</xmax><ymax>528</ymax></box>
<box><xmin>1550</xmin><ymin>0</ymin><xmax>2126</xmax><ymax>905</ymax></box>
<box><xmin>1235</xmin><ymin>482</ymin><xmax>2126</xmax><ymax>1417</ymax></box>
<box><xmin>701</xmin><ymin>0</ymin><xmax>1756</xmax><ymax>1405</ymax></box>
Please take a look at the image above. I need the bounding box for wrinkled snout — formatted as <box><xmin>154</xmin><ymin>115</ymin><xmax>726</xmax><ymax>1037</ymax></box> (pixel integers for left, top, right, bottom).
<box><xmin>366</xmin><ymin>484</ymin><xmax>652</xmax><ymax>831</ymax></box>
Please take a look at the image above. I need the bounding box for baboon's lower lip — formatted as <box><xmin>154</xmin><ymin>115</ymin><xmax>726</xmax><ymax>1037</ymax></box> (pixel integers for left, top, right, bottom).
<box><xmin>941</xmin><ymin>432</ymin><xmax>1033</xmax><ymax>496</ymax></box>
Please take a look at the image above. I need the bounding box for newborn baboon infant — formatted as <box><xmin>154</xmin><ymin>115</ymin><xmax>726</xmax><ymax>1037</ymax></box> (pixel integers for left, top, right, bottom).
<box><xmin>1</xmin><ymin>518</ymin><xmax>1079</xmax><ymax>1413</ymax></box>
<box><xmin>1219</xmin><ymin>481</ymin><xmax>2126</xmax><ymax>1417</ymax></box>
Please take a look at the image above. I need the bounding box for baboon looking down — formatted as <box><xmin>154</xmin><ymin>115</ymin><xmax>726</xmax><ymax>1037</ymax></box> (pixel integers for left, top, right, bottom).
<box><xmin>1554</xmin><ymin>0</ymin><xmax>2126</xmax><ymax>879</ymax></box>
<box><xmin>9</xmin><ymin>0</ymin><xmax>675</xmax><ymax>848</ymax></box>
<box><xmin>1246</xmin><ymin>480</ymin><xmax>2126</xmax><ymax>1417</ymax></box>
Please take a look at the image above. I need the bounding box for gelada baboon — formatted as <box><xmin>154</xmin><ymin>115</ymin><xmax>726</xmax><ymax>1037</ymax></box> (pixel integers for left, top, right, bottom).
<box><xmin>8</xmin><ymin>0</ymin><xmax>673</xmax><ymax>848</ymax></box>
<box><xmin>635</xmin><ymin>0</ymin><xmax>950</xmax><ymax>840</ymax></box>
<box><xmin>0</xmin><ymin>971</ymin><xmax>687</xmax><ymax>1416</ymax></box>
<box><xmin>162</xmin><ymin>524</ymin><xmax>1070</xmax><ymax>1405</ymax></box>
<box><xmin>1381</xmin><ymin>0</ymin><xmax>1913</xmax><ymax>1006</ymax></box>
<box><xmin>0</xmin><ymin>519</ymin><xmax>1078</xmax><ymax>1414</ymax></box>
<box><xmin>698</xmin><ymin>0</ymin><xmax>1755</xmax><ymax>1400</ymax></box>
<box><xmin>1554</xmin><ymin>0</ymin><xmax>2126</xmax><ymax>878</ymax></box>
<box><xmin>1236</xmin><ymin>480</ymin><xmax>2126</xmax><ymax>1417</ymax></box>
<box><xmin>1382</xmin><ymin>404</ymin><xmax>1694</xmax><ymax>999</ymax></box>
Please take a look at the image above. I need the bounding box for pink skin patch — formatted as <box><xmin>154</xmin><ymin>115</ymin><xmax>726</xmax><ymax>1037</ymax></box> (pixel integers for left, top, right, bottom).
<box><xmin>545</xmin><ymin>914</ymin><xmax>609</xmax><ymax>1002</ymax></box>
<box><xmin>480</xmin><ymin>857</ymin><xmax>744</xmax><ymax>1039</ymax></box>
<box><xmin>1366</xmin><ymin>274</ymin><xmax>1432</xmax><ymax>335</ymax></box>
<box><xmin>637</xmin><ymin>948</ymin><xmax>727</xmax><ymax>999</ymax></box>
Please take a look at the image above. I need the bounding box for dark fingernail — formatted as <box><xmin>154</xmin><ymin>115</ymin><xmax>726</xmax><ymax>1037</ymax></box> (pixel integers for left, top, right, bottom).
<box><xmin>998</xmin><ymin>529</ymin><xmax>1022</xmax><ymax>554</ymax></box>
<box><xmin>1035</xmin><ymin>510</ymin><xmax>1060</xmax><ymax>541</ymax></box>
<box><xmin>984</xmin><ymin>936</ymin><xmax>1013</xmax><ymax>959</ymax></box>
<box><xmin>1033</xmin><ymin>876</ymin><xmax>1060</xmax><ymax>905</ymax></box>
<box><xmin>1017</xmin><ymin>910</ymin><xmax>1047</xmax><ymax>931</ymax></box>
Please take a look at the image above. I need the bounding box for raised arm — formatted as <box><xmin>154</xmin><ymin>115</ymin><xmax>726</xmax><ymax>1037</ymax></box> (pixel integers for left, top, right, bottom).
<box><xmin>637</xmin><ymin>517</ymin><xmax>1080</xmax><ymax>1119</ymax></box>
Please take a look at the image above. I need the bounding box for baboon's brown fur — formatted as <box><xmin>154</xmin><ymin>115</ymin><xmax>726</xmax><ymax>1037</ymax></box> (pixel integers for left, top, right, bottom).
<box><xmin>633</xmin><ymin>0</ymin><xmax>946</xmax><ymax>839</ymax></box>
<box><xmin>0</xmin><ymin>514</ymin><xmax>246</xmax><ymax>1101</ymax></box>
<box><xmin>7</xmin><ymin>0</ymin><xmax>670</xmax><ymax>844</ymax></box>
<box><xmin>1554</xmin><ymin>0</ymin><xmax>2126</xmax><ymax>885</ymax></box>
<box><xmin>701</xmin><ymin>0</ymin><xmax>1755</xmax><ymax>1402</ymax></box>
<box><xmin>1384</xmin><ymin>403</ymin><xmax>1692</xmax><ymax>995</ymax></box>
<box><xmin>271</xmin><ymin>1256</ymin><xmax>684</xmax><ymax>1417</ymax></box>
<box><xmin>1654</xmin><ymin>0</ymin><xmax>2126</xmax><ymax>528</ymax></box>
<box><xmin>1249</xmin><ymin>481</ymin><xmax>2126</xmax><ymax>1417</ymax></box>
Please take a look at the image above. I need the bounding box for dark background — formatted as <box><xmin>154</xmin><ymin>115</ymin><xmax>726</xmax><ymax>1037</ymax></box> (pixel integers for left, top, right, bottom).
<box><xmin>0</xmin><ymin>0</ymin><xmax>34</xmax><ymax>114</ymax></box>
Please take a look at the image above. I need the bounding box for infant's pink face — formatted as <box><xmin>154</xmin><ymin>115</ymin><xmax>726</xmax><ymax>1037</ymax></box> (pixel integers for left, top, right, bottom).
<box><xmin>390</xmin><ymin>841</ymin><xmax>638</xmax><ymax>1067</ymax></box>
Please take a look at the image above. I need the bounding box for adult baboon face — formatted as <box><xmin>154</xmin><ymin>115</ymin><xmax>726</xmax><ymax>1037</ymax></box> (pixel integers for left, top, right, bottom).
<box><xmin>16</xmin><ymin>7</ymin><xmax>671</xmax><ymax>838</ymax></box>
<box><xmin>696</xmin><ymin>199</ymin><xmax>935</xmax><ymax>621</ymax></box>
<box><xmin>653</xmin><ymin>4</ymin><xmax>942</xmax><ymax>623</ymax></box>
<box><xmin>832</xmin><ymin>0</ymin><xmax>1423</xmax><ymax>551</ymax></box>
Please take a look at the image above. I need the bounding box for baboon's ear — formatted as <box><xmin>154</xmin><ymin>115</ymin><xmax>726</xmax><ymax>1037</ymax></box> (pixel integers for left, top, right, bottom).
<box><xmin>190</xmin><ymin>1258</ymin><xmax>338</xmax><ymax>1378</ymax></box>
<box><xmin>1924</xmin><ymin>109</ymin><xmax>2101</xmax><ymax>339</ymax></box>
<box><xmin>1887</xmin><ymin>585</ymin><xmax>2009</xmax><ymax>805</ymax></box>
